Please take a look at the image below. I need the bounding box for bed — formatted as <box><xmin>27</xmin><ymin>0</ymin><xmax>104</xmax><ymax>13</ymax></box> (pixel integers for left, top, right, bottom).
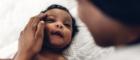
<box><xmin>0</xmin><ymin>0</ymin><xmax>114</xmax><ymax>60</ymax></box>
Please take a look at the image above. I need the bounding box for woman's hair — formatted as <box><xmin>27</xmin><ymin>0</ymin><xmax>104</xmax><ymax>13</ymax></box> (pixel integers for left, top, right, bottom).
<box><xmin>90</xmin><ymin>0</ymin><xmax>140</xmax><ymax>26</ymax></box>
<box><xmin>42</xmin><ymin>4</ymin><xmax>79</xmax><ymax>38</ymax></box>
<box><xmin>41</xmin><ymin>4</ymin><xmax>79</xmax><ymax>53</ymax></box>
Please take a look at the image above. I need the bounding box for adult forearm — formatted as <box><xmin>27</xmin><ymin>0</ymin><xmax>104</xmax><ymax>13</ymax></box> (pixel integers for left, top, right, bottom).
<box><xmin>14</xmin><ymin>52</ymin><xmax>34</xmax><ymax>60</ymax></box>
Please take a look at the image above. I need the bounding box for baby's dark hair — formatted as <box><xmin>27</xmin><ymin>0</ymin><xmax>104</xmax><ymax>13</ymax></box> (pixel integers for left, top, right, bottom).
<box><xmin>42</xmin><ymin>4</ymin><xmax>78</xmax><ymax>38</ymax></box>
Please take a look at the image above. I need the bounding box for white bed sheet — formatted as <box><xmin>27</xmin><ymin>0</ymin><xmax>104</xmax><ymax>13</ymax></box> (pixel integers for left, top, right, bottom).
<box><xmin>0</xmin><ymin>0</ymin><xmax>114</xmax><ymax>60</ymax></box>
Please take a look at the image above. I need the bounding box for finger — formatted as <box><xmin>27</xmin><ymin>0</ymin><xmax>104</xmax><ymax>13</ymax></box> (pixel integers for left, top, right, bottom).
<box><xmin>35</xmin><ymin>21</ymin><xmax>45</xmax><ymax>40</ymax></box>
<box><xmin>31</xmin><ymin>13</ymin><xmax>47</xmax><ymax>32</ymax></box>
<box><xmin>34</xmin><ymin>21</ymin><xmax>45</xmax><ymax>52</ymax></box>
<box><xmin>32</xmin><ymin>13</ymin><xmax>47</xmax><ymax>26</ymax></box>
<box><xmin>23</xmin><ymin>17</ymin><xmax>35</xmax><ymax>31</ymax></box>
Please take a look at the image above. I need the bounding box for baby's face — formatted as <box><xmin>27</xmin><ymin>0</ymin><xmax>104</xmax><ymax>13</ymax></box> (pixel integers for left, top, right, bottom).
<box><xmin>43</xmin><ymin>9</ymin><xmax>72</xmax><ymax>48</ymax></box>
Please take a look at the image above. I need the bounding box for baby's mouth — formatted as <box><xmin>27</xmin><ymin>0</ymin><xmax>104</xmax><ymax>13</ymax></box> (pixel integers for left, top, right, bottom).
<box><xmin>50</xmin><ymin>30</ymin><xmax>64</xmax><ymax>38</ymax></box>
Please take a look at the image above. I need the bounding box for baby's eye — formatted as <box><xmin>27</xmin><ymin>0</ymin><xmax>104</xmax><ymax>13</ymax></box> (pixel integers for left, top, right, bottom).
<box><xmin>64</xmin><ymin>20</ymin><xmax>72</xmax><ymax>28</ymax></box>
<box><xmin>44</xmin><ymin>18</ymin><xmax>55</xmax><ymax>23</ymax></box>
<box><xmin>64</xmin><ymin>23</ymin><xmax>71</xmax><ymax>27</ymax></box>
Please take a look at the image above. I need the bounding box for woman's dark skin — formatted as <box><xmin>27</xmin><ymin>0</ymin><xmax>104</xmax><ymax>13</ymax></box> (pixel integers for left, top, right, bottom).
<box><xmin>14</xmin><ymin>13</ymin><xmax>46</xmax><ymax>60</ymax></box>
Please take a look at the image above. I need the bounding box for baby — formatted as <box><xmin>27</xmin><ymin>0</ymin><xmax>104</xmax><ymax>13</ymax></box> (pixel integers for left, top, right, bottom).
<box><xmin>13</xmin><ymin>4</ymin><xmax>78</xmax><ymax>60</ymax></box>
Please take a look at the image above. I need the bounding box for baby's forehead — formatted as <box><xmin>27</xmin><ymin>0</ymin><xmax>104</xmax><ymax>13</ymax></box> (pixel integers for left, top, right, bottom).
<box><xmin>46</xmin><ymin>9</ymin><xmax>70</xmax><ymax>15</ymax></box>
<box><xmin>45</xmin><ymin>9</ymin><xmax>72</xmax><ymax>21</ymax></box>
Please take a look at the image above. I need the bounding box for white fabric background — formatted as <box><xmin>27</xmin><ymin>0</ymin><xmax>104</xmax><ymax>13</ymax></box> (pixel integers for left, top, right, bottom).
<box><xmin>0</xmin><ymin>0</ymin><xmax>114</xmax><ymax>60</ymax></box>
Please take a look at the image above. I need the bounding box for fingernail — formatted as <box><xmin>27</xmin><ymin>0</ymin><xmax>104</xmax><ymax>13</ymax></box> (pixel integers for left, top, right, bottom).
<box><xmin>40</xmin><ymin>21</ymin><xmax>45</xmax><ymax>24</ymax></box>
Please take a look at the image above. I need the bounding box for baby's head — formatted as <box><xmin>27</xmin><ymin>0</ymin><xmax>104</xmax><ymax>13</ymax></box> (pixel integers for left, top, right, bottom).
<box><xmin>41</xmin><ymin>4</ymin><xmax>78</xmax><ymax>53</ymax></box>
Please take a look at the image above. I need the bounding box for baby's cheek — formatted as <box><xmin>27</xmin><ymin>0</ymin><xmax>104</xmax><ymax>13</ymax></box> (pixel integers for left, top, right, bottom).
<box><xmin>64</xmin><ymin>31</ymin><xmax>72</xmax><ymax>44</ymax></box>
<box><xmin>45</xmin><ymin>24</ymin><xmax>53</xmax><ymax>31</ymax></box>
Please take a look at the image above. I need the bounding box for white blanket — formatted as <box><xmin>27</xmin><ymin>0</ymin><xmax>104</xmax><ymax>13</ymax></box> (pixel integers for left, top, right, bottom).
<box><xmin>0</xmin><ymin>0</ymin><xmax>114</xmax><ymax>60</ymax></box>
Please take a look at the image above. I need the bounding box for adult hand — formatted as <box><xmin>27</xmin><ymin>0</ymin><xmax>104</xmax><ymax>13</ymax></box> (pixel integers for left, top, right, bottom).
<box><xmin>14</xmin><ymin>13</ymin><xmax>47</xmax><ymax>60</ymax></box>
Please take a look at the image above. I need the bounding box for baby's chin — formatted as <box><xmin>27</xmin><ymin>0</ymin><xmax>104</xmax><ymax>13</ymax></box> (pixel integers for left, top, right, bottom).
<box><xmin>41</xmin><ymin>33</ymin><xmax>70</xmax><ymax>52</ymax></box>
<box><xmin>49</xmin><ymin>36</ymin><xmax>66</xmax><ymax>48</ymax></box>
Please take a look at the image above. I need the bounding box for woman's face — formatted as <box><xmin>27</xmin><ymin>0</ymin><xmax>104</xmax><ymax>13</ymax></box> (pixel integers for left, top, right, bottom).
<box><xmin>43</xmin><ymin>9</ymin><xmax>72</xmax><ymax>48</ymax></box>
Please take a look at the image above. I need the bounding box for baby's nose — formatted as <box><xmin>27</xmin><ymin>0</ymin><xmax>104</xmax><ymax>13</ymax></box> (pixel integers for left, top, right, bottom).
<box><xmin>56</xmin><ymin>23</ymin><xmax>64</xmax><ymax>29</ymax></box>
